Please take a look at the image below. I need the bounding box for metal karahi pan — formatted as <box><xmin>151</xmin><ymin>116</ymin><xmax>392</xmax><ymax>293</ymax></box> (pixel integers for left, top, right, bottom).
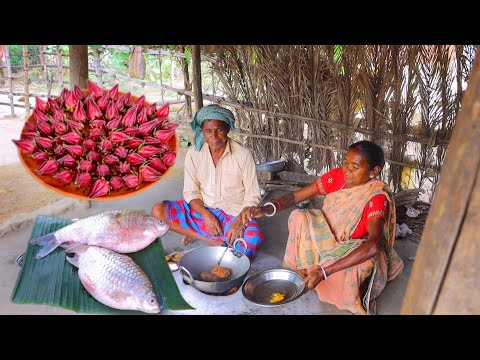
<box><xmin>178</xmin><ymin>239</ymin><xmax>250</xmax><ymax>295</ymax></box>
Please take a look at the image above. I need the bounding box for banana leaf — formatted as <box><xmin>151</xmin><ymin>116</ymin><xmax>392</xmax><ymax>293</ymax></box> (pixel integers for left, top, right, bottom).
<box><xmin>11</xmin><ymin>215</ymin><xmax>194</xmax><ymax>314</ymax></box>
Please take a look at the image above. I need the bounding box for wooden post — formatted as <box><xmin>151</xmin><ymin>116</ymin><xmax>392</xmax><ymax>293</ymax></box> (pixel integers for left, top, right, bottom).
<box><xmin>157</xmin><ymin>53</ymin><xmax>164</xmax><ymax>103</ymax></box>
<box><xmin>93</xmin><ymin>48</ymin><xmax>103</xmax><ymax>88</ymax></box>
<box><xmin>56</xmin><ymin>45</ymin><xmax>64</xmax><ymax>89</ymax></box>
<box><xmin>4</xmin><ymin>45</ymin><xmax>15</xmax><ymax>117</ymax></box>
<box><xmin>69</xmin><ymin>45</ymin><xmax>88</xmax><ymax>89</ymax></box>
<box><xmin>181</xmin><ymin>46</ymin><xmax>192</xmax><ymax>117</ymax></box>
<box><xmin>401</xmin><ymin>48</ymin><xmax>480</xmax><ymax>314</ymax></box>
<box><xmin>23</xmin><ymin>45</ymin><xmax>30</xmax><ymax>118</ymax></box>
<box><xmin>192</xmin><ymin>45</ymin><xmax>203</xmax><ymax>111</ymax></box>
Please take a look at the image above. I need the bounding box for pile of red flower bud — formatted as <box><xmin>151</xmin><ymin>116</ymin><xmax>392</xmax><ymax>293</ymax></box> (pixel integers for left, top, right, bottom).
<box><xmin>12</xmin><ymin>81</ymin><xmax>178</xmax><ymax>199</ymax></box>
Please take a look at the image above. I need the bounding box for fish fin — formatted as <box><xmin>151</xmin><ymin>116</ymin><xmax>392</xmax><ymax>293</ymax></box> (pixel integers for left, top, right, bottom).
<box><xmin>64</xmin><ymin>244</ymin><xmax>90</xmax><ymax>254</ymax></box>
<box><xmin>29</xmin><ymin>233</ymin><xmax>59</xmax><ymax>259</ymax></box>
<box><xmin>65</xmin><ymin>254</ymin><xmax>79</xmax><ymax>268</ymax></box>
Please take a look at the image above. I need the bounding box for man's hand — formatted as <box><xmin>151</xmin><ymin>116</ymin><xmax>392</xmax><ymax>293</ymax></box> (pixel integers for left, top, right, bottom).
<box><xmin>202</xmin><ymin>211</ymin><xmax>223</xmax><ymax>236</ymax></box>
<box><xmin>225</xmin><ymin>218</ymin><xmax>246</xmax><ymax>245</ymax></box>
<box><xmin>301</xmin><ymin>268</ymin><xmax>325</xmax><ymax>289</ymax></box>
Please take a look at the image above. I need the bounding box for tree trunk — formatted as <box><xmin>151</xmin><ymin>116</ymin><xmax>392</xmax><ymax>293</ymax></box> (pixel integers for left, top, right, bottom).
<box><xmin>192</xmin><ymin>45</ymin><xmax>203</xmax><ymax>112</ymax></box>
<box><xmin>69</xmin><ymin>45</ymin><xmax>88</xmax><ymax>89</ymax></box>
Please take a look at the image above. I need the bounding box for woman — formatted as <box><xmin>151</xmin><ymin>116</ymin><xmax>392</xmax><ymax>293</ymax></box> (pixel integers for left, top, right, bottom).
<box><xmin>250</xmin><ymin>140</ymin><xmax>404</xmax><ymax>314</ymax></box>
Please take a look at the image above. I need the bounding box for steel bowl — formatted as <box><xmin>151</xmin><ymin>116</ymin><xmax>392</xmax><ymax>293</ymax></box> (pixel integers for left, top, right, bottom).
<box><xmin>256</xmin><ymin>159</ymin><xmax>287</xmax><ymax>173</ymax></box>
<box><xmin>179</xmin><ymin>244</ymin><xmax>251</xmax><ymax>295</ymax></box>
<box><xmin>242</xmin><ymin>269</ymin><xmax>307</xmax><ymax>307</ymax></box>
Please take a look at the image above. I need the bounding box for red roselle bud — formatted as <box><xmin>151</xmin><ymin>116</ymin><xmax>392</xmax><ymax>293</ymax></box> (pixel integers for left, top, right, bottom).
<box><xmin>106</xmin><ymin>116</ymin><xmax>122</xmax><ymax>131</ymax></box>
<box><xmin>87</xmin><ymin>150</ymin><xmax>101</xmax><ymax>162</ymax></box>
<box><xmin>139</xmin><ymin>119</ymin><xmax>158</xmax><ymax>136</ymax></box>
<box><xmin>127</xmin><ymin>137</ymin><xmax>144</xmax><ymax>149</ymax></box>
<box><xmin>114</xmin><ymin>146</ymin><xmax>128</xmax><ymax>159</ymax></box>
<box><xmin>155</xmin><ymin>129</ymin><xmax>175</xmax><ymax>142</ymax></box>
<box><xmin>96</xmin><ymin>94</ymin><xmax>110</xmax><ymax>111</ymax></box>
<box><xmin>53</xmin><ymin>109</ymin><xmax>65</xmax><ymax>121</ymax></box>
<box><xmin>109</xmin><ymin>176</ymin><xmax>124</xmax><ymax>190</ymax></box>
<box><xmin>138</xmin><ymin>145</ymin><xmax>162</xmax><ymax>158</ymax></box>
<box><xmin>65</xmin><ymin>90</ymin><xmax>79</xmax><ymax>110</ymax></box>
<box><xmin>75</xmin><ymin>172</ymin><xmax>92</xmax><ymax>188</ymax></box>
<box><xmin>57</xmin><ymin>154</ymin><xmax>76</xmax><ymax>168</ymax></box>
<box><xmin>161</xmin><ymin>121</ymin><xmax>179</xmax><ymax>131</ymax></box>
<box><xmin>50</xmin><ymin>119</ymin><xmax>68</xmax><ymax>135</ymax></box>
<box><xmin>145</xmin><ymin>103</ymin><xmax>156</xmax><ymax>118</ymax></box>
<box><xmin>73</xmin><ymin>100</ymin><xmax>87</xmax><ymax>122</ymax></box>
<box><xmin>144</xmin><ymin>136</ymin><xmax>162</xmax><ymax>146</ymax></box>
<box><xmin>88</xmin><ymin>81</ymin><xmax>104</xmax><ymax>99</ymax></box>
<box><xmin>73</xmin><ymin>85</ymin><xmax>84</xmax><ymax>100</ymax></box>
<box><xmin>124</xmin><ymin>126</ymin><xmax>140</xmax><ymax>137</ymax></box>
<box><xmin>48</xmin><ymin>98</ymin><xmax>61</xmax><ymax>113</ymax></box>
<box><xmin>66</xmin><ymin>119</ymin><xmax>85</xmax><ymax>133</ymax></box>
<box><xmin>108</xmin><ymin>84</ymin><xmax>119</xmax><ymax>100</ymax></box>
<box><xmin>83</xmin><ymin>139</ymin><xmax>96</xmax><ymax>150</ymax></box>
<box><xmin>140</xmin><ymin>165</ymin><xmax>162</xmax><ymax>182</ymax></box>
<box><xmin>136</xmin><ymin>110</ymin><xmax>148</xmax><ymax>125</ymax></box>
<box><xmin>122</xmin><ymin>105</ymin><xmax>138</xmax><ymax>127</ymax></box>
<box><xmin>78</xmin><ymin>159</ymin><xmax>93</xmax><ymax>172</ymax></box>
<box><xmin>162</xmin><ymin>151</ymin><xmax>176</xmax><ymax>167</ymax></box>
<box><xmin>58</xmin><ymin>88</ymin><xmax>69</xmax><ymax>106</ymax></box>
<box><xmin>86</xmin><ymin>97</ymin><xmax>102</xmax><ymax>120</ymax></box>
<box><xmin>89</xmin><ymin>127</ymin><xmax>104</xmax><ymax>139</ymax></box>
<box><xmin>35</xmin><ymin>137</ymin><xmax>54</xmax><ymax>149</ymax></box>
<box><xmin>12</xmin><ymin>139</ymin><xmax>35</xmax><ymax>154</ymax></box>
<box><xmin>105</xmin><ymin>100</ymin><xmax>119</xmax><ymax>120</ymax></box>
<box><xmin>54</xmin><ymin>144</ymin><xmax>66</xmax><ymax>156</ymax></box>
<box><xmin>103</xmin><ymin>154</ymin><xmax>120</xmax><ymax>166</ymax></box>
<box><xmin>96</xmin><ymin>164</ymin><xmax>111</xmax><ymax>177</ymax></box>
<box><xmin>110</xmin><ymin>131</ymin><xmax>132</xmax><ymax>143</ymax></box>
<box><xmin>30</xmin><ymin>151</ymin><xmax>49</xmax><ymax>164</ymax></box>
<box><xmin>61</xmin><ymin>132</ymin><xmax>83</xmax><ymax>145</ymax></box>
<box><xmin>98</xmin><ymin>139</ymin><xmax>113</xmax><ymax>154</ymax></box>
<box><xmin>33</xmin><ymin>108</ymin><xmax>48</xmax><ymax>122</ymax></box>
<box><xmin>89</xmin><ymin>178</ymin><xmax>110</xmax><ymax>199</ymax></box>
<box><xmin>35</xmin><ymin>97</ymin><xmax>48</xmax><ymax>112</ymax></box>
<box><xmin>149</xmin><ymin>157</ymin><xmax>167</xmax><ymax>173</ymax></box>
<box><xmin>115</xmin><ymin>99</ymin><xmax>124</xmax><ymax>111</ymax></box>
<box><xmin>126</xmin><ymin>153</ymin><xmax>146</xmax><ymax>166</ymax></box>
<box><xmin>64</xmin><ymin>144</ymin><xmax>84</xmax><ymax>157</ymax></box>
<box><xmin>89</xmin><ymin>119</ymin><xmax>106</xmax><ymax>128</ymax></box>
<box><xmin>21</xmin><ymin>132</ymin><xmax>39</xmax><ymax>140</ymax></box>
<box><xmin>133</xmin><ymin>95</ymin><xmax>145</xmax><ymax>111</ymax></box>
<box><xmin>117</xmin><ymin>162</ymin><xmax>131</xmax><ymax>174</ymax></box>
<box><xmin>54</xmin><ymin>169</ymin><xmax>73</xmax><ymax>185</ymax></box>
<box><xmin>25</xmin><ymin>122</ymin><xmax>37</xmax><ymax>132</ymax></box>
<box><xmin>37</xmin><ymin>159</ymin><xmax>59</xmax><ymax>176</ymax></box>
<box><xmin>121</xmin><ymin>92</ymin><xmax>132</xmax><ymax>106</ymax></box>
<box><xmin>156</xmin><ymin>103</ymin><xmax>170</xmax><ymax>119</ymax></box>
<box><xmin>37</xmin><ymin>121</ymin><xmax>54</xmax><ymax>136</ymax></box>
<box><xmin>123</xmin><ymin>174</ymin><xmax>139</xmax><ymax>189</ymax></box>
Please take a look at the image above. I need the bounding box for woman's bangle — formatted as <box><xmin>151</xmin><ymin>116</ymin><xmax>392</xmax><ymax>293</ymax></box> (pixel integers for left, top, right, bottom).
<box><xmin>319</xmin><ymin>266</ymin><xmax>328</xmax><ymax>280</ymax></box>
<box><xmin>271</xmin><ymin>199</ymin><xmax>282</xmax><ymax>212</ymax></box>
<box><xmin>263</xmin><ymin>202</ymin><xmax>277</xmax><ymax>217</ymax></box>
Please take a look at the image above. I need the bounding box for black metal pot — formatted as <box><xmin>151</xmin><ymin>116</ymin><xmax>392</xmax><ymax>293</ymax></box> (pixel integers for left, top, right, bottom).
<box><xmin>178</xmin><ymin>240</ymin><xmax>250</xmax><ymax>295</ymax></box>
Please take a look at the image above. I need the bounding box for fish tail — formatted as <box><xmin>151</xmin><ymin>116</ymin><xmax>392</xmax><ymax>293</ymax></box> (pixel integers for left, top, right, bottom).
<box><xmin>29</xmin><ymin>233</ymin><xmax>59</xmax><ymax>259</ymax></box>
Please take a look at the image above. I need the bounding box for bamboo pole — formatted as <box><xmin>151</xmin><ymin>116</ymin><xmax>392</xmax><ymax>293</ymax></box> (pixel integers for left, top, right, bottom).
<box><xmin>23</xmin><ymin>45</ymin><xmax>30</xmax><ymax>118</ymax></box>
<box><xmin>181</xmin><ymin>46</ymin><xmax>192</xmax><ymax>117</ymax></box>
<box><xmin>93</xmin><ymin>48</ymin><xmax>103</xmax><ymax>88</ymax></box>
<box><xmin>38</xmin><ymin>45</ymin><xmax>53</xmax><ymax>98</ymax></box>
<box><xmin>157</xmin><ymin>53</ymin><xmax>164</xmax><ymax>103</ymax></box>
<box><xmin>192</xmin><ymin>45</ymin><xmax>203</xmax><ymax>111</ymax></box>
<box><xmin>4</xmin><ymin>45</ymin><xmax>15</xmax><ymax>117</ymax></box>
<box><xmin>56</xmin><ymin>45</ymin><xmax>64</xmax><ymax>89</ymax></box>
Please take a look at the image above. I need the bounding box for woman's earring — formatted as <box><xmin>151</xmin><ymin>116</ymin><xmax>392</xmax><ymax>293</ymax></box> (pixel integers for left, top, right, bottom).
<box><xmin>370</xmin><ymin>175</ymin><xmax>374</xmax><ymax>179</ymax></box>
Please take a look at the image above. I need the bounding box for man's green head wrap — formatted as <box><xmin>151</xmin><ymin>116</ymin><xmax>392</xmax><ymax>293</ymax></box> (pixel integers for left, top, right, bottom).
<box><xmin>190</xmin><ymin>104</ymin><xmax>235</xmax><ymax>151</ymax></box>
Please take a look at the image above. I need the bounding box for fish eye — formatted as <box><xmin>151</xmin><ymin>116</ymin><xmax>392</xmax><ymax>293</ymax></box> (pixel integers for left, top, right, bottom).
<box><xmin>150</xmin><ymin>298</ymin><xmax>156</xmax><ymax>304</ymax></box>
<box><xmin>159</xmin><ymin>220</ymin><xmax>165</xmax><ymax>225</ymax></box>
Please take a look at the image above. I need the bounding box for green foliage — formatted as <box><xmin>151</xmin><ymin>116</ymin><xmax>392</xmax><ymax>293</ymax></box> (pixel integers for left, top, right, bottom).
<box><xmin>8</xmin><ymin>45</ymin><xmax>41</xmax><ymax>66</ymax></box>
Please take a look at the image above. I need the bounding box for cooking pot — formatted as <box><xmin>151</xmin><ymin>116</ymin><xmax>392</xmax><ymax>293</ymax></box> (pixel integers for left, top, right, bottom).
<box><xmin>178</xmin><ymin>239</ymin><xmax>250</xmax><ymax>295</ymax></box>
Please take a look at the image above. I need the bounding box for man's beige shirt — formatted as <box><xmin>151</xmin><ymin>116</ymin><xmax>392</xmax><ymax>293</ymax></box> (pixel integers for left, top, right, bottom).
<box><xmin>183</xmin><ymin>138</ymin><xmax>261</xmax><ymax>216</ymax></box>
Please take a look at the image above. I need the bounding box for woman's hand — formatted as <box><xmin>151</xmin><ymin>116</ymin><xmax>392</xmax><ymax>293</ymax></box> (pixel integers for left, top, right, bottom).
<box><xmin>250</xmin><ymin>205</ymin><xmax>274</xmax><ymax>219</ymax></box>
<box><xmin>301</xmin><ymin>267</ymin><xmax>326</xmax><ymax>289</ymax></box>
<box><xmin>202</xmin><ymin>211</ymin><xmax>223</xmax><ymax>236</ymax></box>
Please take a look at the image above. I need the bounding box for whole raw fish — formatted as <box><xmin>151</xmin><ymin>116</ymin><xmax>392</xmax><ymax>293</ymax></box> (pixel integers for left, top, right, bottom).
<box><xmin>66</xmin><ymin>245</ymin><xmax>161</xmax><ymax>314</ymax></box>
<box><xmin>30</xmin><ymin>210</ymin><xmax>169</xmax><ymax>259</ymax></box>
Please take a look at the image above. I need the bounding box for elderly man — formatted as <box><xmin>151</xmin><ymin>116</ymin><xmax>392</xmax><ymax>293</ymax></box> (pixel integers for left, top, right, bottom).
<box><xmin>152</xmin><ymin>104</ymin><xmax>264</xmax><ymax>259</ymax></box>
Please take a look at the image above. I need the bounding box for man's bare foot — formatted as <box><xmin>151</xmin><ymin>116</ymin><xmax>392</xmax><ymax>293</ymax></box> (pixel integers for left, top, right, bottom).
<box><xmin>181</xmin><ymin>236</ymin><xmax>195</xmax><ymax>246</ymax></box>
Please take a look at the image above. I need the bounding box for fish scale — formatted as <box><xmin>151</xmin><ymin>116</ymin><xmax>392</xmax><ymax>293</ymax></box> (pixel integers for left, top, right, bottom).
<box><xmin>67</xmin><ymin>245</ymin><xmax>161</xmax><ymax>314</ymax></box>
